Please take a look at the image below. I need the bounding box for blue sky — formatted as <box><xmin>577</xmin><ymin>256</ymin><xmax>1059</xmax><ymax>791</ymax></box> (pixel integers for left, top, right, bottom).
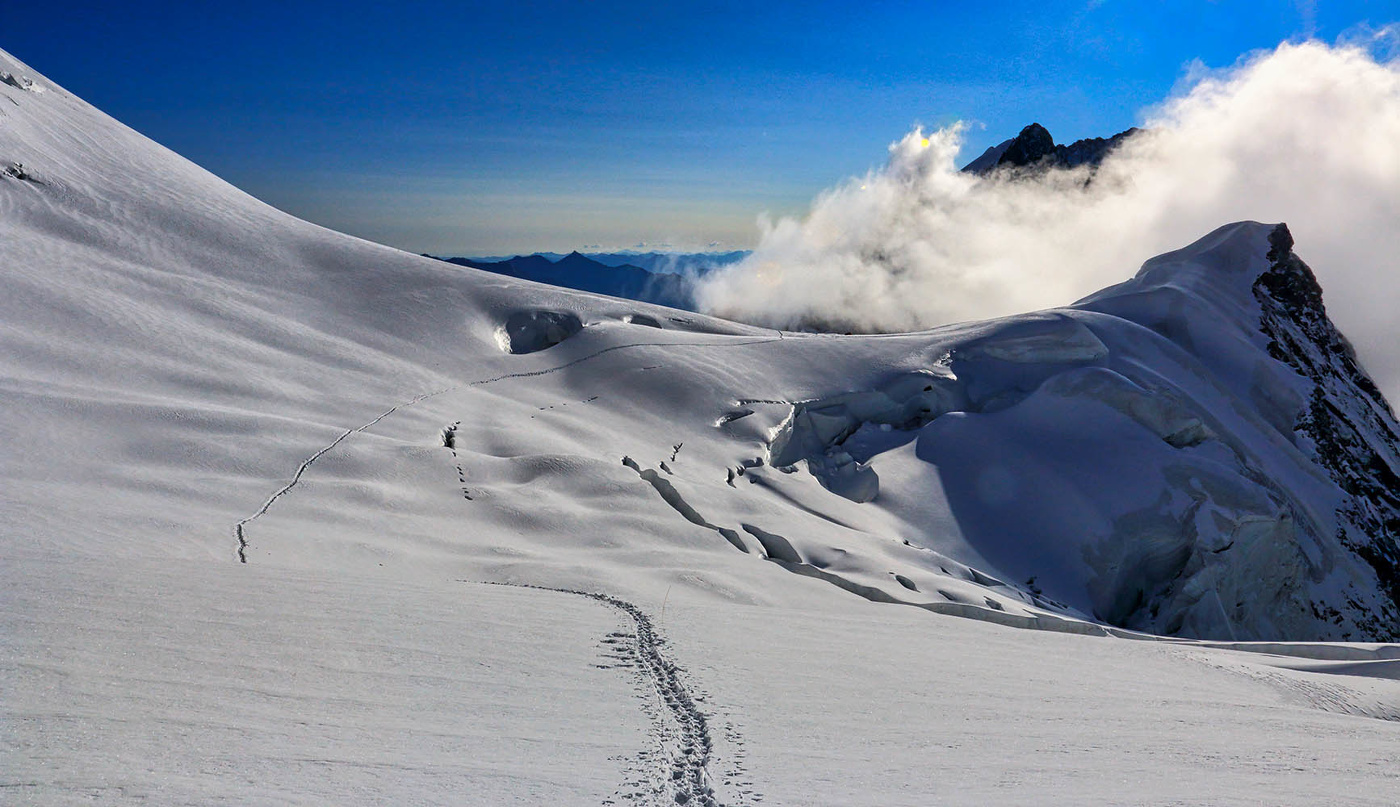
<box><xmin>9</xmin><ymin>1</ymin><xmax>1395</xmax><ymax>255</ymax></box>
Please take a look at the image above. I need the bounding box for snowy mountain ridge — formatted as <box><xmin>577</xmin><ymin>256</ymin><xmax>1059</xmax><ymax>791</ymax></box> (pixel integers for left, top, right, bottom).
<box><xmin>1074</xmin><ymin>222</ymin><xmax>1400</xmax><ymax>639</ymax></box>
<box><xmin>2</xmin><ymin>45</ymin><xmax>1397</xmax><ymax>643</ymax></box>
<box><xmin>756</xmin><ymin>220</ymin><xmax>1400</xmax><ymax>641</ymax></box>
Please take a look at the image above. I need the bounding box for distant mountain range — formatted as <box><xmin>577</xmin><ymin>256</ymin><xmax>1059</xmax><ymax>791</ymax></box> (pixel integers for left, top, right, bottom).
<box><xmin>430</xmin><ymin>250</ymin><xmax>749</xmax><ymax>310</ymax></box>
<box><xmin>465</xmin><ymin>250</ymin><xmax>749</xmax><ymax>275</ymax></box>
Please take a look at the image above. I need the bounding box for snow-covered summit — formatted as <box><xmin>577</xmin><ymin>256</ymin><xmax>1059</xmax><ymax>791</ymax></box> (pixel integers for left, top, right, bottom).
<box><xmin>1074</xmin><ymin>221</ymin><xmax>1400</xmax><ymax>639</ymax></box>
<box><xmin>758</xmin><ymin>219</ymin><xmax>1400</xmax><ymax>641</ymax></box>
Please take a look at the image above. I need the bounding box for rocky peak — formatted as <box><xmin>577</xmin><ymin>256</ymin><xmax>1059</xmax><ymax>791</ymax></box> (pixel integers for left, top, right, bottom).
<box><xmin>962</xmin><ymin>123</ymin><xmax>1141</xmax><ymax>174</ymax></box>
<box><xmin>1254</xmin><ymin>224</ymin><xmax>1400</xmax><ymax>638</ymax></box>
<box><xmin>997</xmin><ymin>123</ymin><xmax>1057</xmax><ymax>167</ymax></box>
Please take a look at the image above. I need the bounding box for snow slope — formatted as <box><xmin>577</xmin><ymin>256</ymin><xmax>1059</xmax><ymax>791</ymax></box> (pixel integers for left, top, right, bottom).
<box><xmin>3</xmin><ymin>47</ymin><xmax>1400</xmax><ymax>804</ymax></box>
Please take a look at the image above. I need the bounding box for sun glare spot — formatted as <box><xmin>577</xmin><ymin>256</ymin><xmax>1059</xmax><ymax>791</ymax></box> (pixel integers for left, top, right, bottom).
<box><xmin>756</xmin><ymin>261</ymin><xmax>783</xmax><ymax>287</ymax></box>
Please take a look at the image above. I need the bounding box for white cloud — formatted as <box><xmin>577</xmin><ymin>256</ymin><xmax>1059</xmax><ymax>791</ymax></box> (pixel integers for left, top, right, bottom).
<box><xmin>696</xmin><ymin>38</ymin><xmax>1400</xmax><ymax>401</ymax></box>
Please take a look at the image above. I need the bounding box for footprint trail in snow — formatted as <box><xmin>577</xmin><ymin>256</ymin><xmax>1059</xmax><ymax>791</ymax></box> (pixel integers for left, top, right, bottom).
<box><xmin>498</xmin><ymin>583</ymin><xmax>748</xmax><ymax>807</ymax></box>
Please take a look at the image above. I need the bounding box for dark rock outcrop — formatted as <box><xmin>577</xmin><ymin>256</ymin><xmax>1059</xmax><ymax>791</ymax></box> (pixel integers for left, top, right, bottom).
<box><xmin>962</xmin><ymin>123</ymin><xmax>1141</xmax><ymax>174</ymax></box>
<box><xmin>1255</xmin><ymin>224</ymin><xmax>1400</xmax><ymax>638</ymax></box>
<box><xmin>997</xmin><ymin>123</ymin><xmax>1058</xmax><ymax>167</ymax></box>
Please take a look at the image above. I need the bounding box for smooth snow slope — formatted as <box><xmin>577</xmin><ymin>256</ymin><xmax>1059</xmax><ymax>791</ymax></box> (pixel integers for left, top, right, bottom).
<box><xmin>3</xmin><ymin>47</ymin><xmax>1400</xmax><ymax>805</ymax></box>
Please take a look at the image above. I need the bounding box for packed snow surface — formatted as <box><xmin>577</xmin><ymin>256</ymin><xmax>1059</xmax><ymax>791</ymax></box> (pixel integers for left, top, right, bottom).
<box><xmin>3</xmin><ymin>47</ymin><xmax>1399</xmax><ymax>804</ymax></box>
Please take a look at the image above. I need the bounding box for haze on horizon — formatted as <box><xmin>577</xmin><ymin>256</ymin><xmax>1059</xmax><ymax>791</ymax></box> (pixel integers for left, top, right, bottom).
<box><xmin>6</xmin><ymin>0</ymin><xmax>1379</xmax><ymax>256</ymax></box>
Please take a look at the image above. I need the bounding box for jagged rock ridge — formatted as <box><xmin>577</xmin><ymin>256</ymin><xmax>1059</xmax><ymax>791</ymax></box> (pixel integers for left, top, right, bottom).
<box><xmin>962</xmin><ymin>122</ymin><xmax>1140</xmax><ymax>174</ymax></box>
<box><xmin>1255</xmin><ymin>225</ymin><xmax>1400</xmax><ymax>638</ymax></box>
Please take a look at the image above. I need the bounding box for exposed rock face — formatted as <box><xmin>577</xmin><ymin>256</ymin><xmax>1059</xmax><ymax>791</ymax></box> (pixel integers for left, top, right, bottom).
<box><xmin>997</xmin><ymin>123</ymin><xmax>1058</xmax><ymax>167</ymax></box>
<box><xmin>961</xmin><ymin>123</ymin><xmax>1141</xmax><ymax>174</ymax></box>
<box><xmin>1057</xmin><ymin>127</ymin><xmax>1140</xmax><ymax>168</ymax></box>
<box><xmin>1254</xmin><ymin>225</ymin><xmax>1400</xmax><ymax>638</ymax></box>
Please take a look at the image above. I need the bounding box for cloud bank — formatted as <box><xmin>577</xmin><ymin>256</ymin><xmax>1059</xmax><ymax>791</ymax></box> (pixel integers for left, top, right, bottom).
<box><xmin>696</xmin><ymin>37</ymin><xmax>1400</xmax><ymax>401</ymax></box>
